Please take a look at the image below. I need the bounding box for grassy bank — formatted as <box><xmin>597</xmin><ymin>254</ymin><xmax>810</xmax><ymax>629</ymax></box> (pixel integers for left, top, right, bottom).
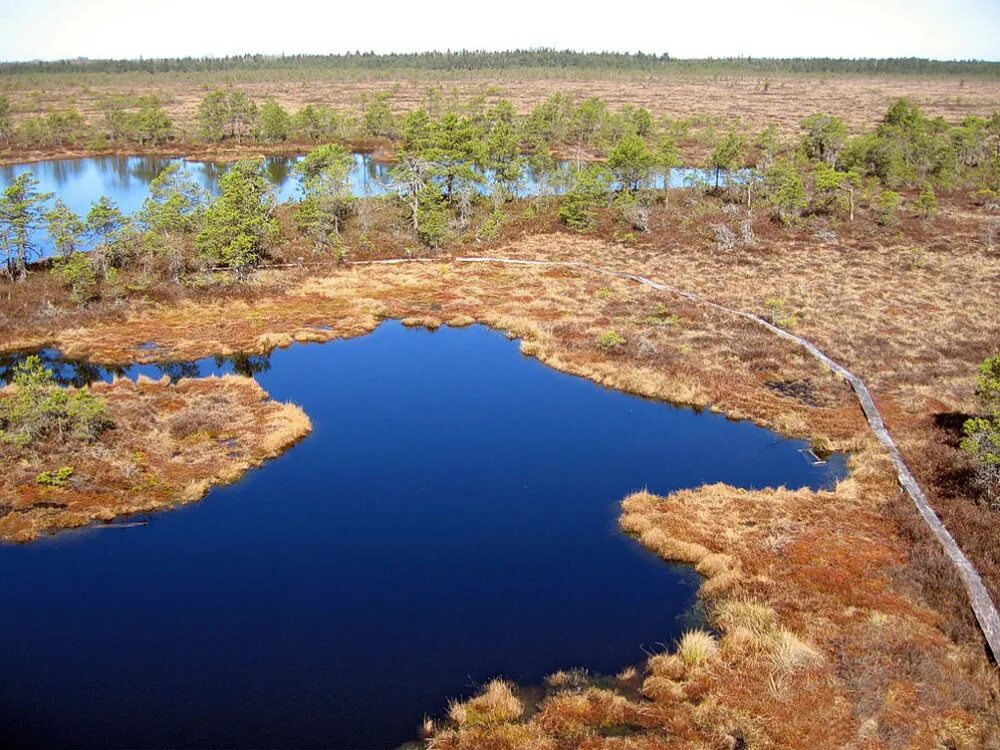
<box><xmin>0</xmin><ymin>371</ymin><xmax>310</xmax><ymax>541</ymax></box>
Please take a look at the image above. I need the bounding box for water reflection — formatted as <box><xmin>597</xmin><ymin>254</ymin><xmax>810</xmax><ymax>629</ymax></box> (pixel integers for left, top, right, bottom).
<box><xmin>1</xmin><ymin>153</ymin><xmax>741</xmax><ymax>214</ymax></box>
<box><xmin>0</xmin><ymin>348</ymin><xmax>273</xmax><ymax>386</ymax></box>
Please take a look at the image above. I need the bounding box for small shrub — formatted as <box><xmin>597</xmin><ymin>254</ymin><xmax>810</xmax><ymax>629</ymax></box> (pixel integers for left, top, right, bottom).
<box><xmin>0</xmin><ymin>356</ymin><xmax>112</xmax><ymax>447</ymax></box>
<box><xmin>902</xmin><ymin>246</ymin><xmax>928</xmax><ymax>269</ymax></box>
<box><xmin>973</xmin><ymin>188</ymin><xmax>1000</xmax><ymax>210</ymax></box>
<box><xmin>875</xmin><ymin>190</ymin><xmax>902</xmax><ymax>225</ymax></box>
<box><xmin>913</xmin><ymin>186</ymin><xmax>939</xmax><ymax>218</ymax></box>
<box><xmin>710</xmin><ymin>223</ymin><xmax>737</xmax><ymax>252</ymax></box>
<box><xmin>961</xmin><ymin>354</ymin><xmax>1000</xmax><ymax>506</ymax></box>
<box><xmin>983</xmin><ymin>218</ymin><xmax>1000</xmax><ymax>252</ymax></box>
<box><xmin>614</xmin><ymin>190</ymin><xmax>651</xmax><ymax>232</ymax></box>
<box><xmin>167</xmin><ymin>409</ymin><xmax>220</xmax><ymax>440</ymax></box>
<box><xmin>597</xmin><ymin>331</ymin><xmax>627</xmax><ymax>351</ymax></box>
<box><xmin>416</xmin><ymin>185</ymin><xmax>449</xmax><ymax>249</ymax></box>
<box><xmin>476</xmin><ymin>208</ymin><xmax>504</xmax><ymax>241</ymax></box>
<box><xmin>738</xmin><ymin>216</ymin><xmax>758</xmax><ymax>247</ymax></box>
<box><xmin>813</xmin><ymin>228</ymin><xmax>839</xmax><ymax>244</ymax></box>
<box><xmin>764</xmin><ymin>298</ymin><xmax>798</xmax><ymax>329</ymax></box>
<box><xmin>644</xmin><ymin>303</ymin><xmax>680</xmax><ymax>327</ymax></box>
<box><xmin>36</xmin><ymin>466</ymin><xmax>75</xmax><ymax>487</ymax></box>
<box><xmin>765</xmin><ymin>159</ymin><xmax>807</xmax><ymax>225</ymax></box>
<box><xmin>52</xmin><ymin>252</ymin><xmax>99</xmax><ymax>304</ymax></box>
<box><xmin>558</xmin><ymin>166</ymin><xmax>610</xmax><ymax>232</ymax></box>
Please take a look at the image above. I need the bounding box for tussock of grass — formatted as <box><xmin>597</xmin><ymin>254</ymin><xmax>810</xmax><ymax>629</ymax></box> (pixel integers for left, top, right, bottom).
<box><xmin>519</xmin><ymin>341</ymin><xmax>542</xmax><ymax>359</ymax></box>
<box><xmin>428</xmin><ymin>722</ymin><xmax>553</xmax><ymax>750</ymax></box>
<box><xmin>545</xmin><ymin>669</ymin><xmax>590</xmax><ymax>691</ymax></box>
<box><xmin>400</xmin><ymin>315</ymin><xmax>442</xmax><ymax>330</ymax></box>
<box><xmin>714</xmin><ymin>599</ymin><xmax>778</xmax><ymax>637</ymax></box>
<box><xmin>640</xmin><ymin>675</ymin><xmax>684</xmax><ymax>702</ymax></box>
<box><xmin>677</xmin><ymin>629</ymin><xmax>719</xmax><ymax>667</ymax></box>
<box><xmin>695</xmin><ymin>552</ymin><xmax>734</xmax><ymax>578</ymax></box>
<box><xmin>535</xmin><ymin>688</ymin><xmax>630</xmax><ymax>734</ymax></box>
<box><xmin>699</xmin><ymin>567</ymin><xmax>742</xmax><ymax>596</ymax></box>
<box><xmin>771</xmin><ymin>630</ymin><xmax>824</xmax><ymax>671</ymax></box>
<box><xmin>447</xmin><ymin>679</ymin><xmax>523</xmax><ymax>727</ymax></box>
<box><xmin>614</xmin><ymin>666</ymin><xmax>639</xmax><ymax>685</ymax></box>
<box><xmin>647</xmin><ymin>652</ymin><xmax>685</xmax><ymax>680</ymax></box>
<box><xmin>638</xmin><ymin>528</ymin><xmax>710</xmax><ymax>564</ymax></box>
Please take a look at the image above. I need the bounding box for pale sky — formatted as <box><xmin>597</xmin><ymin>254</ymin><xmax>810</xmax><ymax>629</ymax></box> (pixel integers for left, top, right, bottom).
<box><xmin>1</xmin><ymin>0</ymin><xmax>998</xmax><ymax>62</ymax></box>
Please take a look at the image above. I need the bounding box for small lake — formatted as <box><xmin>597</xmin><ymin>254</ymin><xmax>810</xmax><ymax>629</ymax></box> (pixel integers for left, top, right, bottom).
<box><xmin>1</xmin><ymin>154</ymin><xmax>745</xmax><ymax>260</ymax></box>
<box><xmin>0</xmin><ymin>322</ymin><xmax>844</xmax><ymax>748</ymax></box>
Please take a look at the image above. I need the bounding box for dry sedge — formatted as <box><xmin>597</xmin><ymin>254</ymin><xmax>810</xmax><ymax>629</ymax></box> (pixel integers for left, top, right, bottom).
<box><xmin>447</xmin><ymin>680</ymin><xmax>523</xmax><ymax>727</ymax></box>
<box><xmin>676</xmin><ymin>630</ymin><xmax>720</xmax><ymax>667</ymax></box>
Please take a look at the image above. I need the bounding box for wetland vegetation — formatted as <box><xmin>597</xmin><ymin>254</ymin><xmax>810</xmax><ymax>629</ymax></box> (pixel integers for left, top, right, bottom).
<box><xmin>1</xmin><ymin>51</ymin><xmax>1000</xmax><ymax>749</ymax></box>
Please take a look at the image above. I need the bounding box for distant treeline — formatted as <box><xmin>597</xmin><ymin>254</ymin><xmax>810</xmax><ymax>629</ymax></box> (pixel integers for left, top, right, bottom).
<box><xmin>3</xmin><ymin>50</ymin><xmax>999</xmax><ymax>77</ymax></box>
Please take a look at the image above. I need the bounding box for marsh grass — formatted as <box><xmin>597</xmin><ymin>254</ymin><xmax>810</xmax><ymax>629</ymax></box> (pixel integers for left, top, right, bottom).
<box><xmin>676</xmin><ymin>630</ymin><xmax>720</xmax><ymax>667</ymax></box>
<box><xmin>447</xmin><ymin>680</ymin><xmax>523</xmax><ymax>727</ymax></box>
<box><xmin>0</xmin><ymin>374</ymin><xmax>311</xmax><ymax>541</ymax></box>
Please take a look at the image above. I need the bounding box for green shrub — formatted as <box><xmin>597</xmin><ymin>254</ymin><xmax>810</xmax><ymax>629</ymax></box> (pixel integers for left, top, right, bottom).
<box><xmin>597</xmin><ymin>331</ymin><xmax>627</xmax><ymax>351</ymax></box>
<box><xmin>558</xmin><ymin>166</ymin><xmax>610</xmax><ymax>232</ymax></box>
<box><xmin>415</xmin><ymin>184</ymin><xmax>449</xmax><ymax>249</ymax></box>
<box><xmin>913</xmin><ymin>186</ymin><xmax>939</xmax><ymax>218</ymax></box>
<box><xmin>195</xmin><ymin>160</ymin><xmax>278</xmax><ymax>276</ymax></box>
<box><xmin>765</xmin><ymin>159</ymin><xmax>807</xmax><ymax>225</ymax></box>
<box><xmin>876</xmin><ymin>190</ymin><xmax>902</xmax><ymax>225</ymax></box>
<box><xmin>476</xmin><ymin>208</ymin><xmax>504</xmax><ymax>241</ymax></box>
<box><xmin>764</xmin><ymin>298</ymin><xmax>799</xmax><ymax>329</ymax></box>
<box><xmin>52</xmin><ymin>251</ymin><xmax>99</xmax><ymax>304</ymax></box>
<box><xmin>961</xmin><ymin>355</ymin><xmax>1000</xmax><ymax>507</ymax></box>
<box><xmin>645</xmin><ymin>303</ymin><xmax>680</xmax><ymax>326</ymax></box>
<box><xmin>36</xmin><ymin>466</ymin><xmax>75</xmax><ymax>487</ymax></box>
<box><xmin>0</xmin><ymin>356</ymin><xmax>113</xmax><ymax>447</ymax></box>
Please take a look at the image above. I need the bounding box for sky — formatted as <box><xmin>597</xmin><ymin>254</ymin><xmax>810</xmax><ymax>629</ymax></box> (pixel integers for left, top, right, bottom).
<box><xmin>1</xmin><ymin>0</ymin><xmax>998</xmax><ymax>62</ymax></box>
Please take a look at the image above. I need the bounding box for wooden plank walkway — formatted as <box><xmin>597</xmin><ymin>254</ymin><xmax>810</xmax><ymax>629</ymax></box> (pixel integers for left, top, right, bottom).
<box><xmin>446</xmin><ymin>256</ymin><xmax>1000</xmax><ymax>660</ymax></box>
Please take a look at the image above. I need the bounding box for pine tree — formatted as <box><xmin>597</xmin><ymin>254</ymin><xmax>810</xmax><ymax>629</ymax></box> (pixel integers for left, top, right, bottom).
<box><xmin>0</xmin><ymin>172</ymin><xmax>51</xmax><ymax>281</ymax></box>
<box><xmin>195</xmin><ymin>160</ymin><xmax>278</xmax><ymax>277</ymax></box>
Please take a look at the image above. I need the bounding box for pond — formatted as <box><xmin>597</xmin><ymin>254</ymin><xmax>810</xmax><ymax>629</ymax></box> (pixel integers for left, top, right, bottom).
<box><xmin>0</xmin><ymin>322</ymin><xmax>844</xmax><ymax>748</ymax></box>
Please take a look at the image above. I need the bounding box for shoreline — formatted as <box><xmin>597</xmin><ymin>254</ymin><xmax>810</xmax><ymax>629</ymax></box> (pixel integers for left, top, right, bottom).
<box><xmin>0</xmin><ymin>374</ymin><xmax>312</xmax><ymax>543</ymax></box>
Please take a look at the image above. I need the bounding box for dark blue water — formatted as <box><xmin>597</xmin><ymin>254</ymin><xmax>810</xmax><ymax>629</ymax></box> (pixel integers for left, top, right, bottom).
<box><xmin>0</xmin><ymin>322</ymin><xmax>843</xmax><ymax>749</ymax></box>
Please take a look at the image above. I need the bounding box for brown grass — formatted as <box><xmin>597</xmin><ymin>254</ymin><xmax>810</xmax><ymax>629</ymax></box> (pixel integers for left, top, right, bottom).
<box><xmin>3</xmin><ymin>72</ymin><xmax>999</xmax><ymax>164</ymax></box>
<box><xmin>0</xmin><ymin>374</ymin><xmax>311</xmax><ymax>541</ymax></box>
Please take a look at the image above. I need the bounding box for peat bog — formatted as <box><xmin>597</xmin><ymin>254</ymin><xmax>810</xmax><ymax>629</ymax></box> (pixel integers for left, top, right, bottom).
<box><xmin>0</xmin><ymin>321</ymin><xmax>842</xmax><ymax>749</ymax></box>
